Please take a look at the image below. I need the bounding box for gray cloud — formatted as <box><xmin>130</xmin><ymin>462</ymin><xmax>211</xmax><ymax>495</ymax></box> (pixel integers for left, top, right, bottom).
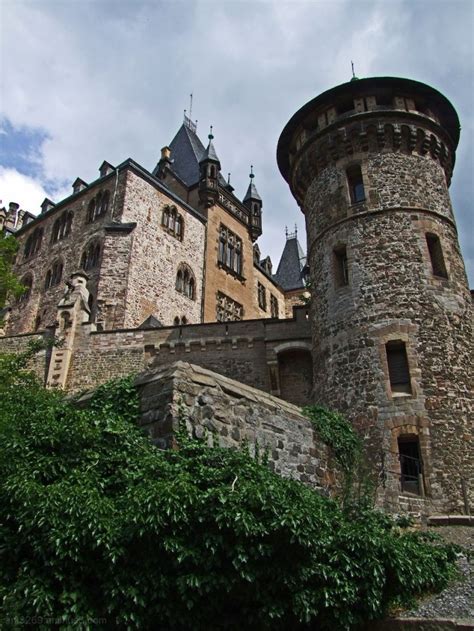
<box><xmin>1</xmin><ymin>0</ymin><xmax>472</xmax><ymax>284</ymax></box>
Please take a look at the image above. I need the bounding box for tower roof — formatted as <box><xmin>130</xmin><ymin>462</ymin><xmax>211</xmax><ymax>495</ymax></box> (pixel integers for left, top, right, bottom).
<box><xmin>243</xmin><ymin>166</ymin><xmax>262</xmax><ymax>202</ymax></box>
<box><xmin>273</xmin><ymin>231</ymin><xmax>306</xmax><ymax>291</ymax></box>
<box><xmin>164</xmin><ymin>120</ymin><xmax>226</xmax><ymax>187</ymax></box>
<box><xmin>199</xmin><ymin>138</ymin><xmax>220</xmax><ymax>164</ymax></box>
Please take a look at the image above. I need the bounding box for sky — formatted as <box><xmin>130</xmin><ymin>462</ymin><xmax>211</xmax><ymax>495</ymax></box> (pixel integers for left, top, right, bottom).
<box><xmin>0</xmin><ymin>0</ymin><xmax>473</xmax><ymax>285</ymax></box>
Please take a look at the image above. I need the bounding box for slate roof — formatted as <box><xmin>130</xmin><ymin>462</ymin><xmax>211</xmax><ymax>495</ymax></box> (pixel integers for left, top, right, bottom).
<box><xmin>167</xmin><ymin>123</ymin><xmax>206</xmax><ymax>186</ymax></box>
<box><xmin>199</xmin><ymin>139</ymin><xmax>220</xmax><ymax>164</ymax></box>
<box><xmin>273</xmin><ymin>235</ymin><xmax>307</xmax><ymax>290</ymax></box>
<box><xmin>243</xmin><ymin>180</ymin><xmax>262</xmax><ymax>202</ymax></box>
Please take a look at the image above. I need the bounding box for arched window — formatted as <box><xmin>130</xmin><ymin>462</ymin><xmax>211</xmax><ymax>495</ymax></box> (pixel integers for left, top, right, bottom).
<box><xmin>44</xmin><ymin>261</ymin><xmax>63</xmax><ymax>290</ymax></box>
<box><xmin>80</xmin><ymin>241</ymin><xmax>101</xmax><ymax>271</ymax></box>
<box><xmin>24</xmin><ymin>227</ymin><xmax>43</xmax><ymax>259</ymax></box>
<box><xmin>181</xmin><ymin>316</ymin><xmax>187</xmax><ymax>325</ymax></box>
<box><xmin>51</xmin><ymin>218</ymin><xmax>61</xmax><ymax>243</ymax></box>
<box><xmin>51</xmin><ymin>212</ymin><xmax>73</xmax><ymax>243</ymax></box>
<box><xmin>19</xmin><ymin>275</ymin><xmax>33</xmax><ymax>304</ymax></box>
<box><xmin>65</xmin><ymin>212</ymin><xmax>73</xmax><ymax>236</ymax></box>
<box><xmin>86</xmin><ymin>190</ymin><xmax>109</xmax><ymax>223</ymax></box>
<box><xmin>176</xmin><ymin>264</ymin><xmax>196</xmax><ymax>300</ymax></box>
<box><xmin>174</xmin><ymin>316</ymin><xmax>180</xmax><ymax>326</ymax></box>
<box><xmin>86</xmin><ymin>199</ymin><xmax>96</xmax><ymax>223</ymax></box>
<box><xmin>162</xmin><ymin>205</ymin><xmax>184</xmax><ymax>240</ymax></box>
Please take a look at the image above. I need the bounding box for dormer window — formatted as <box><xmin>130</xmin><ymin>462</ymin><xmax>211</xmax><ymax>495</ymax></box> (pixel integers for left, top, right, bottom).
<box><xmin>346</xmin><ymin>165</ymin><xmax>365</xmax><ymax>204</ymax></box>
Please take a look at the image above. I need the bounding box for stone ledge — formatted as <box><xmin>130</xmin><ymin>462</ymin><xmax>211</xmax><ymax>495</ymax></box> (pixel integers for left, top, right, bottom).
<box><xmin>367</xmin><ymin>618</ymin><xmax>474</xmax><ymax>630</ymax></box>
<box><xmin>427</xmin><ymin>515</ymin><xmax>473</xmax><ymax>527</ymax></box>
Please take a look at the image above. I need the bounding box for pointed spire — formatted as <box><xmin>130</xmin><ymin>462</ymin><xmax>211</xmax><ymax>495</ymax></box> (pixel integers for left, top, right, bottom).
<box><xmin>243</xmin><ymin>164</ymin><xmax>262</xmax><ymax>202</ymax></box>
<box><xmin>199</xmin><ymin>125</ymin><xmax>220</xmax><ymax>164</ymax></box>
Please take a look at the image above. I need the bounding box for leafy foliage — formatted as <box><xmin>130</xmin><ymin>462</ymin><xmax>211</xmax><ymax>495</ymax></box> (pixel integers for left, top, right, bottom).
<box><xmin>0</xmin><ymin>235</ymin><xmax>25</xmax><ymax>312</ymax></box>
<box><xmin>0</xmin><ymin>353</ymin><xmax>459</xmax><ymax>629</ymax></box>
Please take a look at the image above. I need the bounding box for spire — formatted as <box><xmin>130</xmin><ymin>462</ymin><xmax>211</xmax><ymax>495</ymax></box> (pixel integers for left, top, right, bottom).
<box><xmin>199</xmin><ymin>125</ymin><xmax>220</xmax><ymax>165</ymax></box>
<box><xmin>350</xmin><ymin>60</ymin><xmax>359</xmax><ymax>82</ymax></box>
<box><xmin>243</xmin><ymin>165</ymin><xmax>262</xmax><ymax>202</ymax></box>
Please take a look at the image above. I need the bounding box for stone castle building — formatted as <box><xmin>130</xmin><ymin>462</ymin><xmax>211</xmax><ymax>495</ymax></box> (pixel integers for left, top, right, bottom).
<box><xmin>1</xmin><ymin>76</ymin><xmax>472</xmax><ymax>517</ymax></box>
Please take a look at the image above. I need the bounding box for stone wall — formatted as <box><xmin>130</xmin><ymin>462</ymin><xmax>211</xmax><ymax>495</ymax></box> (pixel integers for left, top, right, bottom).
<box><xmin>120</xmin><ymin>169</ymin><xmax>206</xmax><ymax>328</ymax></box>
<box><xmin>0</xmin><ymin>332</ymin><xmax>49</xmax><ymax>382</ymax></box>
<box><xmin>134</xmin><ymin>361</ymin><xmax>335</xmax><ymax>491</ymax></box>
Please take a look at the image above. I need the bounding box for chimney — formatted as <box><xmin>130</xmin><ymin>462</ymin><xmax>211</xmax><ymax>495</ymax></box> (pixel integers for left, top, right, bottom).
<box><xmin>72</xmin><ymin>177</ymin><xmax>87</xmax><ymax>194</ymax></box>
<box><xmin>99</xmin><ymin>161</ymin><xmax>115</xmax><ymax>177</ymax></box>
<box><xmin>161</xmin><ymin>146</ymin><xmax>171</xmax><ymax>161</ymax></box>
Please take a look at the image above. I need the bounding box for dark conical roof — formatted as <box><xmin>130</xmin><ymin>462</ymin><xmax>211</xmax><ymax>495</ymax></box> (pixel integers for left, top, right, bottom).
<box><xmin>243</xmin><ymin>180</ymin><xmax>261</xmax><ymax>202</ymax></box>
<box><xmin>273</xmin><ymin>234</ymin><xmax>306</xmax><ymax>290</ymax></box>
<box><xmin>200</xmin><ymin>138</ymin><xmax>220</xmax><ymax>164</ymax></box>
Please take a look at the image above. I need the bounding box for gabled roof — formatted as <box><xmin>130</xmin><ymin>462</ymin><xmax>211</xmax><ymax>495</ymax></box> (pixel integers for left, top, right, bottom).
<box><xmin>273</xmin><ymin>235</ymin><xmax>307</xmax><ymax>291</ymax></box>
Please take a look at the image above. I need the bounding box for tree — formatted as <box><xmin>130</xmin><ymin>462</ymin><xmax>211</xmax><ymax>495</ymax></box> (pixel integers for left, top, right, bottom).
<box><xmin>0</xmin><ymin>350</ymin><xmax>459</xmax><ymax>629</ymax></box>
<box><xmin>0</xmin><ymin>234</ymin><xmax>24</xmax><ymax>314</ymax></box>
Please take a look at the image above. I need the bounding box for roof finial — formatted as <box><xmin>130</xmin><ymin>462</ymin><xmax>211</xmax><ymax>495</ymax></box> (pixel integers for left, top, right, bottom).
<box><xmin>208</xmin><ymin>125</ymin><xmax>214</xmax><ymax>140</ymax></box>
<box><xmin>249</xmin><ymin>164</ymin><xmax>254</xmax><ymax>180</ymax></box>
<box><xmin>227</xmin><ymin>172</ymin><xmax>231</xmax><ymax>185</ymax></box>
<box><xmin>285</xmin><ymin>225</ymin><xmax>288</xmax><ymax>238</ymax></box>
<box><xmin>189</xmin><ymin>93</ymin><xmax>193</xmax><ymax>120</ymax></box>
<box><xmin>294</xmin><ymin>223</ymin><xmax>298</xmax><ymax>236</ymax></box>
<box><xmin>350</xmin><ymin>61</ymin><xmax>359</xmax><ymax>82</ymax></box>
<box><xmin>183</xmin><ymin>108</ymin><xmax>187</xmax><ymax>120</ymax></box>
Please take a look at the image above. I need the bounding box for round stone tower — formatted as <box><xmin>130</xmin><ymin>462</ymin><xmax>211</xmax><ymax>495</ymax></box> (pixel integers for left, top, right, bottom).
<box><xmin>277</xmin><ymin>77</ymin><xmax>473</xmax><ymax>514</ymax></box>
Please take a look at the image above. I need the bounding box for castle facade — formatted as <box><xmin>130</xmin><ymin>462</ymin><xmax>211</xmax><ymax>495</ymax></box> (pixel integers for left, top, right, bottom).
<box><xmin>1</xmin><ymin>76</ymin><xmax>472</xmax><ymax>516</ymax></box>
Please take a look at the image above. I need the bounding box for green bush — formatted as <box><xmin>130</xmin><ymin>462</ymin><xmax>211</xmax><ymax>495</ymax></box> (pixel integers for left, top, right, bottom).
<box><xmin>0</xmin><ymin>351</ymin><xmax>459</xmax><ymax>629</ymax></box>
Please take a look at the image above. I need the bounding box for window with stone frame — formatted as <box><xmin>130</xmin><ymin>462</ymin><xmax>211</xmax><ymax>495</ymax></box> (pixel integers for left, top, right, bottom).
<box><xmin>257</xmin><ymin>282</ymin><xmax>267</xmax><ymax>311</ymax></box>
<box><xmin>426</xmin><ymin>233</ymin><xmax>448</xmax><ymax>278</ymax></box>
<box><xmin>175</xmin><ymin>264</ymin><xmax>195</xmax><ymax>300</ymax></box>
<box><xmin>346</xmin><ymin>165</ymin><xmax>365</xmax><ymax>204</ymax></box>
<box><xmin>218</xmin><ymin>224</ymin><xmax>243</xmax><ymax>277</ymax></box>
<box><xmin>216</xmin><ymin>291</ymin><xmax>243</xmax><ymax>322</ymax></box>
<box><xmin>86</xmin><ymin>190</ymin><xmax>110</xmax><ymax>224</ymax></box>
<box><xmin>51</xmin><ymin>211</ymin><xmax>73</xmax><ymax>243</ymax></box>
<box><xmin>270</xmin><ymin>294</ymin><xmax>279</xmax><ymax>318</ymax></box>
<box><xmin>386</xmin><ymin>340</ymin><xmax>412</xmax><ymax>395</ymax></box>
<box><xmin>44</xmin><ymin>260</ymin><xmax>63</xmax><ymax>290</ymax></box>
<box><xmin>18</xmin><ymin>274</ymin><xmax>33</xmax><ymax>304</ymax></box>
<box><xmin>80</xmin><ymin>241</ymin><xmax>101</xmax><ymax>271</ymax></box>
<box><xmin>162</xmin><ymin>205</ymin><xmax>184</xmax><ymax>241</ymax></box>
<box><xmin>24</xmin><ymin>227</ymin><xmax>43</xmax><ymax>259</ymax></box>
<box><xmin>333</xmin><ymin>245</ymin><xmax>349</xmax><ymax>287</ymax></box>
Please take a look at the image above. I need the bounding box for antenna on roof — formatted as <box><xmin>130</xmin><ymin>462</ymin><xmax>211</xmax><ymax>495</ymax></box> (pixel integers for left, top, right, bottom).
<box><xmin>351</xmin><ymin>61</ymin><xmax>355</xmax><ymax>78</ymax></box>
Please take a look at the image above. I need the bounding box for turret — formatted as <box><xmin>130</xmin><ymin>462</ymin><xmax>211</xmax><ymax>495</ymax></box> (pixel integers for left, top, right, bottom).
<box><xmin>277</xmin><ymin>76</ymin><xmax>472</xmax><ymax>515</ymax></box>
<box><xmin>198</xmin><ymin>127</ymin><xmax>220</xmax><ymax>208</ymax></box>
<box><xmin>243</xmin><ymin>165</ymin><xmax>262</xmax><ymax>240</ymax></box>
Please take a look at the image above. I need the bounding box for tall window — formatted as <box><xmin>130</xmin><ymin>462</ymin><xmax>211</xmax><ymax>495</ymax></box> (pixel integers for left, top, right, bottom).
<box><xmin>216</xmin><ymin>291</ymin><xmax>243</xmax><ymax>322</ymax></box>
<box><xmin>162</xmin><ymin>205</ymin><xmax>184</xmax><ymax>240</ymax></box>
<box><xmin>426</xmin><ymin>233</ymin><xmax>448</xmax><ymax>278</ymax></box>
<box><xmin>346</xmin><ymin>165</ymin><xmax>365</xmax><ymax>203</ymax></box>
<box><xmin>86</xmin><ymin>190</ymin><xmax>110</xmax><ymax>223</ymax></box>
<box><xmin>19</xmin><ymin>275</ymin><xmax>33</xmax><ymax>304</ymax></box>
<box><xmin>45</xmin><ymin>260</ymin><xmax>63</xmax><ymax>290</ymax></box>
<box><xmin>333</xmin><ymin>245</ymin><xmax>349</xmax><ymax>287</ymax></box>
<box><xmin>176</xmin><ymin>264</ymin><xmax>195</xmax><ymax>300</ymax></box>
<box><xmin>398</xmin><ymin>436</ymin><xmax>423</xmax><ymax>495</ymax></box>
<box><xmin>257</xmin><ymin>282</ymin><xmax>267</xmax><ymax>310</ymax></box>
<box><xmin>81</xmin><ymin>241</ymin><xmax>101</xmax><ymax>271</ymax></box>
<box><xmin>270</xmin><ymin>294</ymin><xmax>279</xmax><ymax>318</ymax></box>
<box><xmin>51</xmin><ymin>211</ymin><xmax>73</xmax><ymax>243</ymax></box>
<box><xmin>218</xmin><ymin>225</ymin><xmax>242</xmax><ymax>277</ymax></box>
<box><xmin>24</xmin><ymin>227</ymin><xmax>43</xmax><ymax>259</ymax></box>
<box><xmin>386</xmin><ymin>340</ymin><xmax>412</xmax><ymax>394</ymax></box>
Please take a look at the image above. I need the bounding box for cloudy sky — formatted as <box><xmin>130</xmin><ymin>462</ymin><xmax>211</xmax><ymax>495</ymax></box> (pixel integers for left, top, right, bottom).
<box><xmin>1</xmin><ymin>0</ymin><xmax>472</xmax><ymax>285</ymax></box>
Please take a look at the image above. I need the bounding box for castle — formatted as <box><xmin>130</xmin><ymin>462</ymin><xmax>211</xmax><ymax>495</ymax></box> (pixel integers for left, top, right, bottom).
<box><xmin>1</xmin><ymin>76</ymin><xmax>472</xmax><ymax>517</ymax></box>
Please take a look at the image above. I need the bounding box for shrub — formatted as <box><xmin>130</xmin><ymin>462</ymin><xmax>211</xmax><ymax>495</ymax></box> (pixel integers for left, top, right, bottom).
<box><xmin>0</xmin><ymin>352</ymin><xmax>459</xmax><ymax>629</ymax></box>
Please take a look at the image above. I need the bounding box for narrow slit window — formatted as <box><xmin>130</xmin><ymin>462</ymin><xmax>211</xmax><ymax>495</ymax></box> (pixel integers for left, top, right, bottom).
<box><xmin>333</xmin><ymin>246</ymin><xmax>349</xmax><ymax>287</ymax></box>
<box><xmin>426</xmin><ymin>233</ymin><xmax>448</xmax><ymax>278</ymax></box>
<box><xmin>386</xmin><ymin>340</ymin><xmax>412</xmax><ymax>394</ymax></box>
<box><xmin>346</xmin><ymin>165</ymin><xmax>365</xmax><ymax>203</ymax></box>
